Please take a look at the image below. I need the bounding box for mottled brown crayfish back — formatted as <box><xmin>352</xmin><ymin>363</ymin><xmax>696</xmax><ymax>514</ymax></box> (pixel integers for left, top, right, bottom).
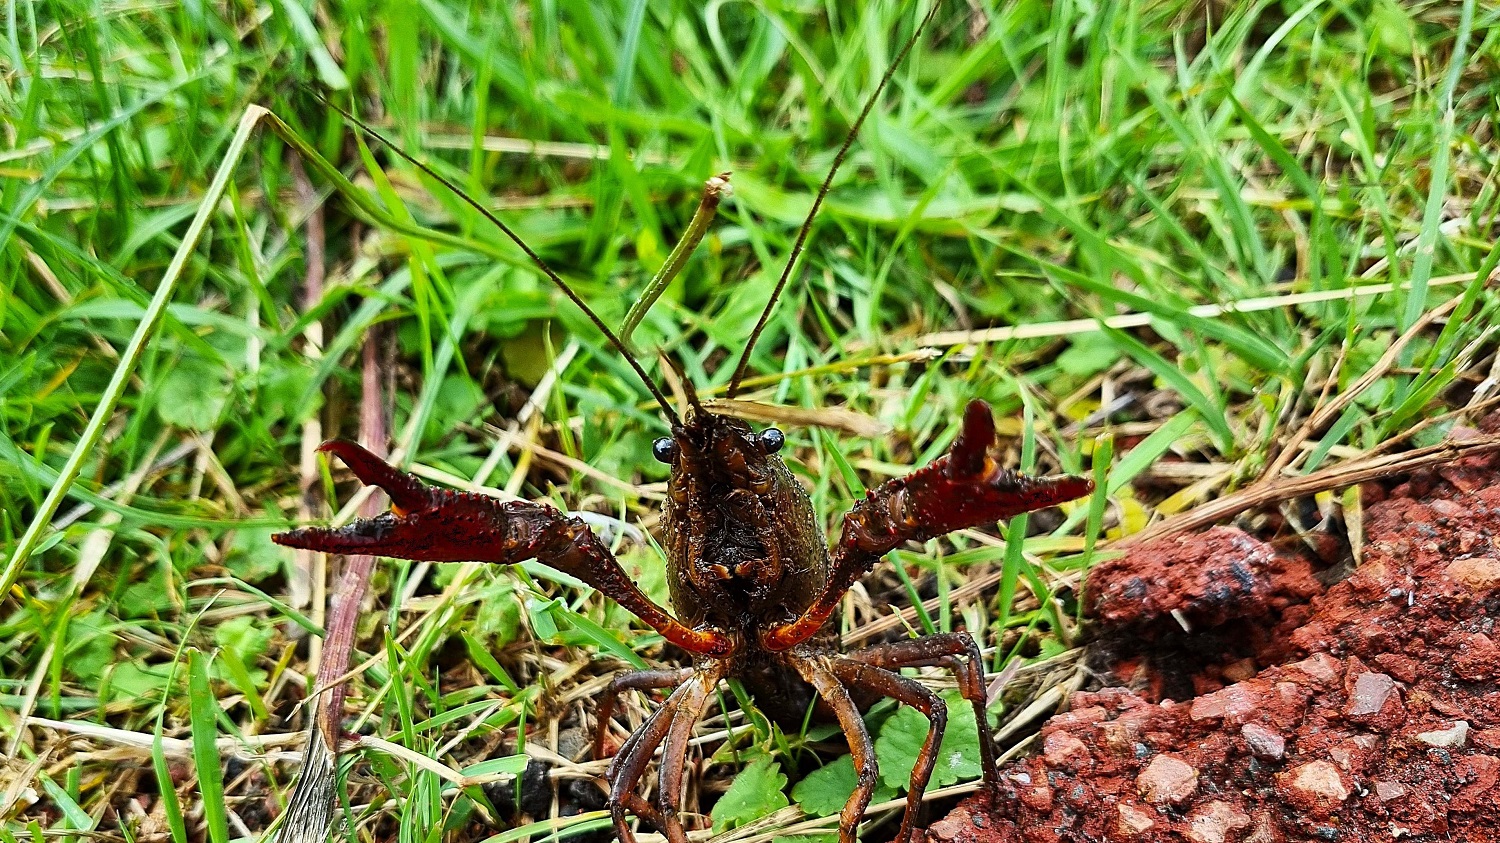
<box><xmin>660</xmin><ymin>411</ymin><xmax>839</xmax><ymax>723</ymax></box>
<box><xmin>661</xmin><ymin>411</ymin><xmax>832</xmax><ymax>632</ymax></box>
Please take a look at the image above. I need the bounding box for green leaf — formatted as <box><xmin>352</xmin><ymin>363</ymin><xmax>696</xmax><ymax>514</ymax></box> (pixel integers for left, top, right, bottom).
<box><xmin>213</xmin><ymin>615</ymin><xmax>271</xmax><ymax>663</ymax></box>
<box><xmin>64</xmin><ymin>610</ymin><xmax>116</xmax><ymax>683</ymax></box>
<box><xmin>791</xmin><ymin>754</ymin><xmax>896</xmax><ymax>817</ymax></box>
<box><xmin>105</xmin><ymin>660</ymin><xmax>175</xmax><ymax>700</ymax></box>
<box><xmin>874</xmin><ymin>690</ymin><xmax>982</xmax><ymax>790</ymax></box>
<box><xmin>156</xmin><ymin>358</ymin><xmax>232</xmax><ymax>431</ymax></box>
<box><xmin>255</xmin><ymin>361</ymin><xmax>321</xmax><ymax>423</ymax></box>
<box><xmin>710</xmin><ymin>756</ymin><xmax>789</xmax><ymax>833</ymax></box>
<box><xmin>1056</xmin><ymin>334</ymin><xmax>1119</xmax><ymax>378</ymax></box>
<box><xmin>223</xmin><ymin>528</ymin><xmax>285</xmax><ymax>583</ymax></box>
<box><xmin>471</xmin><ymin>586</ymin><xmax>522</xmax><ymax>649</ymax></box>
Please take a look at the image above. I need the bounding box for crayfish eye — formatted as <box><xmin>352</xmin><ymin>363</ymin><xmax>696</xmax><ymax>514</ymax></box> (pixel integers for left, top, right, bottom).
<box><xmin>652</xmin><ymin>437</ymin><xmax>678</xmax><ymax>463</ymax></box>
<box><xmin>759</xmin><ymin>427</ymin><xmax>785</xmax><ymax>454</ymax></box>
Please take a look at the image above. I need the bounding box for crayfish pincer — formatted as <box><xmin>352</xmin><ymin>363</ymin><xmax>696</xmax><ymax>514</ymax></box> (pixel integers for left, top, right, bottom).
<box><xmin>274</xmin><ymin>399</ymin><xmax>1091</xmax><ymax>843</ymax></box>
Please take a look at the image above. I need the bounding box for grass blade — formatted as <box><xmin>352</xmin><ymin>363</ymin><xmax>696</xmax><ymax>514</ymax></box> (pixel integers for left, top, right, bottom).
<box><xmin>188</xmin><ymin>648</ymin><xmax>229</xmax><ymax>843</ymax></box>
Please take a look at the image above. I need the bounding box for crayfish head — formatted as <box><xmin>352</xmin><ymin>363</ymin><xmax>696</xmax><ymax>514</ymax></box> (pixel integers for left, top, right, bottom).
<box><xmin>656</xmin><ymin>410</ymin><xmax>831</xmax><ymax>632</ymax></box>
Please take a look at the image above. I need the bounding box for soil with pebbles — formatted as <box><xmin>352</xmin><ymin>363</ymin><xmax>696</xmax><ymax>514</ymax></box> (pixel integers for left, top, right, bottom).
<box><xmin>924</xmin><ymin>448</ymin><xmax>1500</xmax><ymax>842</ymax></box>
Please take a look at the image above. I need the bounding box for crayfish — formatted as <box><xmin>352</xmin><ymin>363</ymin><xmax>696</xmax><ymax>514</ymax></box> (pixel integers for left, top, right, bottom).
<box><xmin>277</xmin><ymin>401</ymin><xmax>1089</xmax><ymax>841</ymax></box>
<box><xmin>274</xmin><ymin>5</ymin><xmax>1093</xmax><ymax>842</ymax></box>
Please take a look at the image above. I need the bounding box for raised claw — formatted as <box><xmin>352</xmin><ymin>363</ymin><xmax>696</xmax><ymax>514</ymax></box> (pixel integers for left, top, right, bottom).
<box><xmin>907</xmin><ymin>399</ymin><xmax>1095</xmax><ymax>536</ymax></box>
<box><xmin>762</xmin><ymin>399</ymin><xmax>1093</xmax><ymax>652</ymax></box>
<box><xmin>272</xmin><ymin>440</ymin><xmax>510</xmax><ymax>563</ymax></box>
<box><xmin>273</xmin><ymin>440</ymin><xmax>736</xmax><ymax>656</ymax></box>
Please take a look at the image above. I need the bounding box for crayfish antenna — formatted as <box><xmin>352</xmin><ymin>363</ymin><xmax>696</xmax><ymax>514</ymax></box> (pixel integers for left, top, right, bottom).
<box><xmin>725</xmin><ymin>3</ymin><xmax>945</xmax><ymax>398</ymax></box>
<box><xmin>313</xmin><ymin>92</ymin><xmax>681</xmax><ymax>429</ymax></box>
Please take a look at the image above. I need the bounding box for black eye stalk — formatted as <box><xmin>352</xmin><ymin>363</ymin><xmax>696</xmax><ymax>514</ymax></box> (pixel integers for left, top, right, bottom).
<box><xmin>760</xmin><ymin>427</ymin><xmax>785</xmax><ymax>454</ymax></box>
<box><xmin>653</xmin><ymin>438</ymin><xmax>678</xmax><ymax>463</ymax></box>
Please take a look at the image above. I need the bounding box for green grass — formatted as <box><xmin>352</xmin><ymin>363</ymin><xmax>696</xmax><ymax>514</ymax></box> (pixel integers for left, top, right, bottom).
<box><xmin>3</xmin><ymin>1</ymin><xmax>1499</xmax><ymax>841</ymax></box>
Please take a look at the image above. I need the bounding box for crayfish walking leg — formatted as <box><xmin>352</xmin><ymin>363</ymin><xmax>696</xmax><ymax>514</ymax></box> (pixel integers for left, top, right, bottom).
<box><xmin>844</xmin><ymin>632</ymin><xmax>1000</xmax><ymax>799</ymax></box>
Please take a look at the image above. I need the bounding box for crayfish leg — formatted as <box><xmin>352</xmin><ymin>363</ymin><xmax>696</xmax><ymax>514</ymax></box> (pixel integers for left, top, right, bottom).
<box><xmin>594</xmin><ymin>668</ymin><xmax>692</xmax><ymax>759</ymax></box>
<box><xmin>845</xmin><ymin>633</ymin><xmax>1000</xmax><ymax>800</ymax></box>
<box><xmin>604</xmin><ymin>667</ymin><xmax>723</xmax><ymax>843</ymax></box>
<box><xmin>830</xmin><ymin>659</ymin><xmax>946</xmax><ymax>843</ymax></box>
<box><xmin>788</xmin><ymin>653</ymin><xmax>878</xmax><ymax>843</ymax></box>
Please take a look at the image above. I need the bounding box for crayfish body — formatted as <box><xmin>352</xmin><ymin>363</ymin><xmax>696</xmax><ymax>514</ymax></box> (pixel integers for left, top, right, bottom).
<box><xmin>274</xmin><ymin>399</ymin><xmax>1091</xmax><ymax>842</ymax></box>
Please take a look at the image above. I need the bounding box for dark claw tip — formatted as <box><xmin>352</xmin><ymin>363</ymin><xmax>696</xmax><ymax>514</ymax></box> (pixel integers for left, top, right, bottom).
<box><xmin>951</xmin><ymin>400</ymin><xmax>998</xmax><ymax>476</ymax></box>
<box><xmin>271</xmin><ymin>516</ymin><xmax>403</xmax><ymax>555</ymax></box>
<box><xmin>316</xmin><ymin>440</ymin><xmax>434</xmax><ymax>512</ymax></box>
<box><xmin>271</xmin><ymin>525</ymin><xmax>330</xmax><ymax>550</ymax></box>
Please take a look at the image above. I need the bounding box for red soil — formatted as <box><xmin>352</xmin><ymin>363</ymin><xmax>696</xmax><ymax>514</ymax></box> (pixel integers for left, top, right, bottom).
<box><xmin>926</xmin><ymin>455</ymin><xmax>1500</xmax><ymax>842</ymax></box>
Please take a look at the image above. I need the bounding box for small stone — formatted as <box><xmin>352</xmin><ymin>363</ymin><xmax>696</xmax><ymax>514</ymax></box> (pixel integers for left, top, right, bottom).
<box><xmin>1374</xmin><ymin>653</ymin><xmax>1420</xmax><ymax>684</ymax></box>
<box><xmin>1053</xmin><ymin>705</ymin><xmax>1109</xmax><ymax>727</ymax></box>
<box><xmin>1185</xmin><ymin>800</ymin><xmax>1252</xmax><ymax>843</ymax></box>
<box><xmin>1416</xmin><ymin>720</ymin><xmax>1470</xmax><ymax>748</ymax></box>
<box><xmin>1190</xmin><ymin>694</ymin><xmax>1225</xmax><ymax>721</ymax></box>
<box><xmin>1447</xmin><ymin>556</ymin><xmax>1500</xmax><ymax>591</ymax></box>
<box><xmin>1458</xmin><ymin>528</ymin><xmax>1484</xmax><ymax>553</ymax></box>
<box><xmin>1429</xmin><ymin>499</ymin><xmax>1465</xmax><ymax>518</ymax></box>
<box><xmin>1291</xmin><ymin>653</ymin><xmax>1343</xmax><ymax>685</ymax></box>
<box><xmin>1244</xmin><ymin>814</ymin><xmax>1278</xmax><ymax>843</ymax></box>
<box><xmin>1101</xmin><ymin>720</ymin><xmax>1142</xmax><ymax>755</ymax></box>
<box><xmin>1116</xmin><ymin>803</ymin><xmax>1156</xmax><ymax>836</ymax></box>
<box><xmin>1137</xmin><ymin>754</ymin><xmax>1200</xmax><ymax>805</ymax></box>
<box><xmin>1474</xmin><ymin>728</ymin><xmax>1500</xmax><ymax>751</ymax></box>
<box><xmin>1020</xmin><ymin>782</ymin><xmax>1054</xmax><ymax>811</ymax></box>
<box><xmin>1223</xmin><ymin>658</ymin><xmax>1258</xmax><ymax>683</ymax></box>
<box><xmin>1242</xmin><ymin>723</ymin><xmax>1286</xmax><ymax>760</ymax></box>
<box><xmin>1274</xmin><ymin>681</ymin><xmax>1312</xmax><ymax>716</ymax></box>
<box><xmin>1190</xmin><ymin>684</ymin><xmax>1258</xmax><ymax>723</ymax></box>
<box><xmin>1043</xmin><ymin>732</ymin><xmax>1091</xmax><ymax>770</ymax></box>
<box><xmin>1454</xmin><ymin>633</ymin><xmax>1499</xmax><ymax>681</ymax></box>
<box><xmin>1346</xmin><ymin>672</ymin><xmax>1398</xmax><ymax>718</ymax></box>
<box><xmin>1451</xmin><ymin>754</ymin><xmax>1500</xmax><ymax>812</ymax></box>
<box><xmin>1375</xmin><ymin>781</ymin><xmax>1407</xmax><ymax>801</ymax></box>
<box><xmin>1278</xmin><ymin>760</ymin><xmax>1351</xmax><ymax>816</ymax></box>
<box><xmin>926</xmin><ymin>816</ymin><xmax>962</xmax><ymax>841</ymax></box>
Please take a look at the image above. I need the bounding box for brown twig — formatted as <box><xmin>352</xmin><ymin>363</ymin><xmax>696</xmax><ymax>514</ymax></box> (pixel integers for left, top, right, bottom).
<box><xmin>314</xmin><ymin>333</ymin><xmax>388</xmax><ymax>748</ymax></box>
<box><xmin>274</xmin><ymin>333</ymin><xmax>386</xmax><ymax>843</ymax></box>
<box><xmin>275</xmin><ymin>160</ymin><xmax>392</xmax><ymax>842</ymax></box>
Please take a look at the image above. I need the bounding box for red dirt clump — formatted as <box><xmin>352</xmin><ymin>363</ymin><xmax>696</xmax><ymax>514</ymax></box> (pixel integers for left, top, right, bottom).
<box><xmin>1087</xmin><ymin>526</ymin><xmax>1322</xmax><ymax>632</ymax></box>
<box><xmin>925</xmin><ymin>467</ymin><xmax>1500</xmax><ymax>843</ymax></box>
